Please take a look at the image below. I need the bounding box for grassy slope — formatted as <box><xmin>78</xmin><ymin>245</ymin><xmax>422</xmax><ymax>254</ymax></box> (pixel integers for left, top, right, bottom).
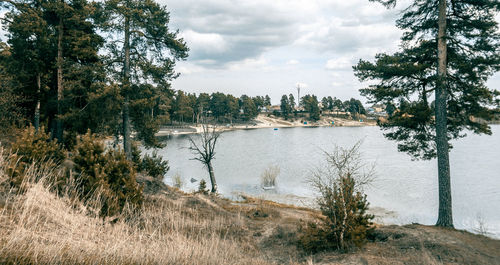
<box><xmin>1</xmin><ymin>168</ymin><xmax>499</xmax><ymax>265</ymax></box>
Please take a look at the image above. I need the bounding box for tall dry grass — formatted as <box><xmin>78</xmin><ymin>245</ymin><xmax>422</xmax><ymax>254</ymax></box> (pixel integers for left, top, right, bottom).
<box><xmin>0</xmin><ymin>148</ymin><xmax>272</xmax><ymax>265</ymax></box>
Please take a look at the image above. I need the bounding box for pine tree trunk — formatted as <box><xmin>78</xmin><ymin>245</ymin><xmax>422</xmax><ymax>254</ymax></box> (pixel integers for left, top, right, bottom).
<box><xmin>435</xmin><ymin>0</ymin><xmax>453</xmax><ymax>228</ymax></box>
<box><xmin>56</xmin><ymin>6</ymin><xmax>64</xmax><ymax>141</ymax></box>
<box><xmin>207</xmin><ymin>162</ymin><xmax>217</xmax><ymax>193</ymax></box>
<box><xmin>122</xmin><ymin>15</ymin><xmax>132</xmax><ymax>158</ymax></box>
<box><xmin>34</xmin><ymin>73</ymin><xmax>41</xmax><ymax>132</ymax></box>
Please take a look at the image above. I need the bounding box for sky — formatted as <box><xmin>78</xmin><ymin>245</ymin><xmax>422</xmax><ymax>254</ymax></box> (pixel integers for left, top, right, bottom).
<box><xmin>162</xmin><ymin>0</ymin><xmax>500</xmax><ymax>104</ymax></box>
<box><xmin>164</xmin><ymin>0</ymin><xmax>406</xmax><ymax>104</ymax></box>
<box><xmin>1</xmin><ymin>1</ymin><xmax>499</xmax><ymax>105</ymax></box>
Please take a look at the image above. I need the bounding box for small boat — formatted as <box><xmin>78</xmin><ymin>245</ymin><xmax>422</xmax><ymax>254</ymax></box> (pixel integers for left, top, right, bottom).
<box><xmin>274</xmin><ymin>128</ymin><xmax>278</xmax><ymax>130</ymax></box>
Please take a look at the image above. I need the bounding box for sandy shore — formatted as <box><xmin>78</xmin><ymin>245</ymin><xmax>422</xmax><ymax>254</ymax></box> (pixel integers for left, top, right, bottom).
<box><xmin>156</xmin><ymin>114</ymin><xmax>377</xmax><ymax>136</ymax></box>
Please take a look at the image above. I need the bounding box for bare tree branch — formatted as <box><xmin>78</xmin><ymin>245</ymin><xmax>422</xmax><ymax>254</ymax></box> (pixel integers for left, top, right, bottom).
<box><xmin>187</xmin><ymin>118</ymin><xmax>221</xmax><ymax>193</ymax></box>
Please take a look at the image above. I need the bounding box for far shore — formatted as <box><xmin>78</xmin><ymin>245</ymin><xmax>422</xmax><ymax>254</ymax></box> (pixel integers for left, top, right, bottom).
<box><xmin>156</xmin><ymin>114</ymin><xmax>377</xmax><ymax>136</ymax></box>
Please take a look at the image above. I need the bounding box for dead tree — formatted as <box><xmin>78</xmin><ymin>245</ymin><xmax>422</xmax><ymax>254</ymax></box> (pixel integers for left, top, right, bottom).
<box><xmin>188</xmin><ymin>122</ymin><xmax>221</xmax><ymax>193</ymax></box>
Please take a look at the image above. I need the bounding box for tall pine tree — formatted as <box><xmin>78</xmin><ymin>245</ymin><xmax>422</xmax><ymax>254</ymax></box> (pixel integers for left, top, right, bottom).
<box><xmin>355</xmin><ymin>0</ymin><xmax>500</xmax><ymax>227</ymax></box>
<box><xmin>102</xmin><ymin>0</ymin><xmax>188</xmax><ymax>157</ymax></box>
<box><xmin>1</xmin><ymin>0</ymin><xmax>52</xmax><ymax>132</ymax></box>
<box><xmin>2</xmin><ymin>0</ymin><xmax>107</xmax><ymax>141</ymax></box>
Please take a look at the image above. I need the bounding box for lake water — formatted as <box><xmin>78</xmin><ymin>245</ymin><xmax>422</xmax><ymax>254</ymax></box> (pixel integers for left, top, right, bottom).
<box><xmin>147</xmin><ymin>125</ymin><xmax>500</xmax><ymax>238</ymax></box>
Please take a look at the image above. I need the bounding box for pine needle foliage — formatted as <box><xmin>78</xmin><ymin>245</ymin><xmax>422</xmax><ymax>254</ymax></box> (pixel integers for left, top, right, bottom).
<box><xmin>138</xmin><ymin>151</ymin><xmax>169</xmax><ymax>180</ymax></box>
<box><xmin>197</xmin><ymin>179</ymin><xmax>208</xmax><ymax>195</ymax></box>
<box><xmin>72</xmin><ymin>131</ymin><xmax>143</xmax><ymax>216</ymax></box>
<box><xmin>7</xmin><ymin>126</ymin><xmax>65</xmax><ymax>188</ymax></box>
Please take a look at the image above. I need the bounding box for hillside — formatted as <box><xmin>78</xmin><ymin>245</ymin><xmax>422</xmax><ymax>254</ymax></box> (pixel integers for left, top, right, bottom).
<box><xmin>1</xmin><ymin>171</ymin><xmax>499</xmax><ymax>265</ymax></box>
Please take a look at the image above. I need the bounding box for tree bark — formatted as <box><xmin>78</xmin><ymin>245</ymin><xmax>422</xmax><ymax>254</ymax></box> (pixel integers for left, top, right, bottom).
<box><xmin>435</xmin><ymin>0</ymin><xmax>453</xmax><ymax>228</ymax></box>
<box><xmin>122</xmin><ymin>14</ymin><xmax>132</xmax><ymax>158</ymax></box>
<box><xmin>56</xmin><ymin>2</ymin><xmax>64</xmax><ymax>141</ymax></box>
<box><xmin>207</xmin><ymin>162</ymin><xmax>217</xmax><ymax>193</ymax></box>
<box><xmin>34</xmin><ymin>73</ymin><xmax>41</xmax><ymax>132</ymax></box>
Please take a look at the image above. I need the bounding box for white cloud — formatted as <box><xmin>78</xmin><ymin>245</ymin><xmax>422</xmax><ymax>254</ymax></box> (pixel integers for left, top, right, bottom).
<box><xmin>227</xmin><ymin>57</ymin><xmax>271</xmax><ymax>71</ymax></box>
<box><xmin>165</xmin><ymin>0</ymin><xmax>403</xmax><ymax>67</ymax></box>
<box><xmin>180</xmin><ymin>30</ymin><xmax>228</xmax><ymax>54</ymax></box>
<box><xmin>331</xmin><ymin>81</ymin><xmax>344</xmax><ymax>87</ymax></box>
<box><xmin>325</xmin><ymin>57</ymin><xmax>353</xmax><ymax>71</ymax></box>
<box><xmin>287</xmin><ymin>59</ymin><xmax>299</xmax><ymax>65</ymax></box>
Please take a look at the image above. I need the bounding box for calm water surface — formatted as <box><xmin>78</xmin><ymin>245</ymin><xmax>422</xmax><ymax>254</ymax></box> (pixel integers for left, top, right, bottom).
<box><xmin>147</xmin><ymin>125</ymin><xmax>500</xmax><ymax>237</ymax></box>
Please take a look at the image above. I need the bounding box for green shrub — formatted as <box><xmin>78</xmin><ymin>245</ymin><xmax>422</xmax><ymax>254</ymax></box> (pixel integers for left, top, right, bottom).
<box><xmin>197</xmin><ymin>179</ymin><xmax>208</xmax><ymax>195</ymax></box>
<box><xmin>72</xmin><ymin>131</ymin><xmax>143</xmax><ymax>216</ymax></box>
<box><xmin>7</xmin><ymin>126</ymin><xmax>65</xmax><ymax>188</ymax></box>
<box><xmin>300</xmin><ymin>143</ymin><xmax>374</xmax><ymax>252</ymax></box>
<box><xmin>131</xmin><ymin>142</ymin><xmax>142</xmax><ymax>169</ymax></box>
<box><xmin>139</xmin><ymin>151</ymin><xmax>169</xmax><ymax>180</ymax></box>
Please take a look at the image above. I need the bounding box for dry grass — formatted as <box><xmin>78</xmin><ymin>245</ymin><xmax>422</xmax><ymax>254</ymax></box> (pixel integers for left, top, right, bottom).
<box><xmin>260</xmin><ymin>165</ymin><xmax>280</xmax><ymax>189</ymax></box>
<box><xmin>1</xmin><ymin>147</ymin><xmax>499</xmax><ymax>265</ymax></box>
<box><xmin>0</xmin><ymin>148</ymin><xmax>272</xmax><ymax>265</ymax></box>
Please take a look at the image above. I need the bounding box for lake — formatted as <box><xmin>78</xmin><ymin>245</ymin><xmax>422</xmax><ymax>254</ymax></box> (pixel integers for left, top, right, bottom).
<box><xmin>146</xmin><ymin>125</ymin><xmax>500</xmax><ymax>238</ymax></box>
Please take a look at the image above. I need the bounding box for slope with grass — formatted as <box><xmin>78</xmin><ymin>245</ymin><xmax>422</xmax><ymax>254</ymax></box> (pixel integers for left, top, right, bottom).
<box><xmin>1</xmin><ymin>154</ymin><xmax>499</xmax><ymax>264</ymax></box>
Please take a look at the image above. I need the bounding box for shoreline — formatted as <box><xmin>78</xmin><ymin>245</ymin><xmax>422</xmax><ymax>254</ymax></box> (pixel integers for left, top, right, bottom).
<box><xmin>156</xmin><ymin>114</ymin><xmax>377</xmax><ymax>136</ymax></box>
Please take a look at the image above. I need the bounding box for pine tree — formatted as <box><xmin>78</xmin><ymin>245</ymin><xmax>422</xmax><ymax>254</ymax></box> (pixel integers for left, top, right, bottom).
<box><xmin>239</xmin><ymin>95</ymin><xmax>257</xmax><ymax>121</ymax></box>
<box><xmin>301</xmin><ymin>94</ymin><xmax>321</xmax><ymax>121</ymax></box>
<box><xmin>2</xmin><ymin>0</ymin><xmax>107</xmax><ymax>141</ymax></box>
<box><xmin>356</xmin><ymin>0</ymin><xmax>500</xmax><ymax>227</ymax></box>
<box><xmin>53</xmin><ymin>0</ymin><xmax>108</xmax><ymax>138</ymax></box>
<box><xmin>280</xmin><ymin>95</ymin><xmax>291</xmax><ymax>119</ymax></box>
<box><xmin>0</xmin><ymin>42</ymin><xmax>25</xmax><ymax>132</ymax></box>
<box><xmin>226</xmin><ymin>94</ymin><xmax>240</xmax><ymax>123</ymax></box>
<box><xmin>264</xmin><ymin>95</ymin><xmax>272</xmax><ymax>107</ymax></box>
<box><xmin>102</xmin><ymin>0</ymin><xmax>188</xmax><ymax>157</ymax></box>
<box><xmin>195</xmin><ymin>93</ymin><xmax>210</xmax><ymax>124</ymax></box>
<box><xmin>1</xmin><ymin>0</ymin><xmax>53</xmax><ymax>131</ymax></box>
<box><xmin>288</xmin><ymin>93</ymin><xmax>296</xmax><ymax>115</ymax></box>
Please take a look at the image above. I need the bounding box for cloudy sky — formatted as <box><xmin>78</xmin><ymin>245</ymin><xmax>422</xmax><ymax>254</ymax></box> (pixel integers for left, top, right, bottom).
<box><xmin>163</xmin><ymin>0</ymin><xmax>402</xmax><ymax>104</ymax></box>
<box><xmin>1</xmin><ymin>1</ymin><xmax>498</xmax><ymax>104</ymax></box>
<box><xmin>163</xmin><ymin>0</ymin><xmax>500</xmax><ymax>104</ymax></box>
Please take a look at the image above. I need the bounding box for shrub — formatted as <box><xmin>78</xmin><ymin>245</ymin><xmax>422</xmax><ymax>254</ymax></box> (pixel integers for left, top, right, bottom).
<box><xmin>300</xmin><ymin>143</ymin><xmax>374</xmax><ymax>252</ymax></box>
<box><xmin>130</xmin><ymin>142</ymin><xmax>142</xmax><ymax>169</ymax></box>
<box><xmin>260</xmin><ymin>164</ymin><xmax>280</xmax><ymax>189</ymax></box>
<box><xmin>198</xmin><ymin>179</ymin><xmax>208</xmax><ymax>195</ymax></box>
<box><xmin>72</xmin><ymin>131</ymin><xmax>143</xmax><ymax>216</ymax></box>
<box><xmin>172</xmin><ymin>173</ymin><xmax>183</xmax><ymax>189</ymax></box>
<box><xmin>139</xmin><ymin>151</ymin><xmax>169</xmax><ymax>180</ymax></box>
<box><xmin>6</xmin><ymin>126</ymin><xmax>65</xmax><ymax>188</ymax></box>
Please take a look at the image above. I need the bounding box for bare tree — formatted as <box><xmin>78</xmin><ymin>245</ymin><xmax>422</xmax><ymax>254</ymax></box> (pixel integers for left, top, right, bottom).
<box><xmin>187</xmin><ymin>121</ymin><xmax>221</xmax><ymax>193</ymax></box>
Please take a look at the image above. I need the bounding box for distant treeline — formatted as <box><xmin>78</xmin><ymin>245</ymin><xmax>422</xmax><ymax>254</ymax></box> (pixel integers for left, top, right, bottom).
<box><xmin>279</xmin><ymin>94</ymin><xmax>366</xmax><ymax>121</ymax></box>
<box><xmin>169</xmin><ymin>91</ymin><xmax>367</xmax><ymax>123</ymax></box>
<box><xmin>169</xmin><ymin>92</ymin><xmax>270</xmax><ymax>123</ymax></box>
